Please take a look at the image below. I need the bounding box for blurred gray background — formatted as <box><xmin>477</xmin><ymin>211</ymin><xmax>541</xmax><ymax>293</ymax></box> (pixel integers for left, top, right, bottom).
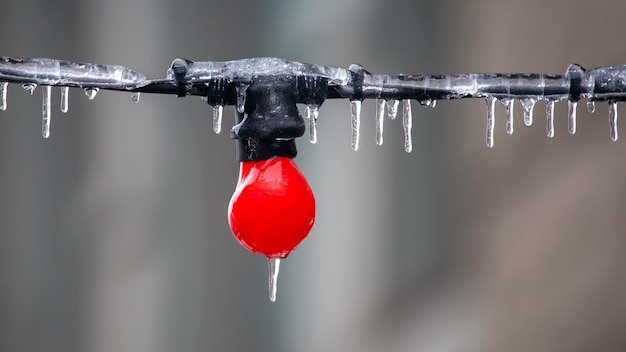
<box><xmin>1</xmin><ymin>1</ymin><xmax>625</xmax><ymax>351</ymax></box>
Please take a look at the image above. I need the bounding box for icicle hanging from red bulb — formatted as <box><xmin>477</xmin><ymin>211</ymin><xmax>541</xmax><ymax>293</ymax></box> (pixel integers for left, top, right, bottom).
<box><xmin>228</xmin><ymin>157</ymin><xmax>315</xmax><ymax>302</ymax></box>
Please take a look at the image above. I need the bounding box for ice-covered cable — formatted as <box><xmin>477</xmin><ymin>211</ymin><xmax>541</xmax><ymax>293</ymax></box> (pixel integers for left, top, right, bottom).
<box><xmin>1</xmin><ymin>56</ymin><xmax>625</xmax><ymax>143</ymax></box>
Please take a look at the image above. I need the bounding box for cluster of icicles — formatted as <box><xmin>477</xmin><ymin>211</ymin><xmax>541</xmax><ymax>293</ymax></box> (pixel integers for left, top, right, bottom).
<box><xmin>204</xmin><ymin>92</ymin><xmax>423</xmax><ymax>152</ymax></box>
<box><xmin>483</xmin><ymin>96</ymin><xmax>617</xmax><ymax>147</ymax></box>
<box><xmin>0</xmin><ymin>82</ymin><xmax>140</xmax><ymax>138</ymax></box>
<box><xmin>320</xmin><ymin>96</ymin><xmax>617</xmax><ymax>151</ymax></box>
<box><xmin>203</xmin><ymin>81</ymin><xmax>619</xmax><ymax>151</ymax></box>
<box><xmin>0</xmin><ymin>81</ymin><xmax>619</xmax><ymax>148</ymax></box>
<box><xmin>346</xmin><ymin>98</ymin><xmax>429</xmax><ymax>153</ymax></box>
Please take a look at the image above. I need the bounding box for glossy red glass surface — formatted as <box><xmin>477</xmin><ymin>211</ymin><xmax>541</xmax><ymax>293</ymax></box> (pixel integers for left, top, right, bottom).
<box><xmin>228</xmin><ymin>157</ymin><xmax>315</xmax><ymax>258</ymax></box>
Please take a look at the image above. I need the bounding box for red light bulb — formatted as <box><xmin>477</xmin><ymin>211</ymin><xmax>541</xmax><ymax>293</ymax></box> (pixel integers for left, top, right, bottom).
<box><xmin>228</xmin><ymin>157</ymin><xmax>315</xmax><ymax>301</ymax></box>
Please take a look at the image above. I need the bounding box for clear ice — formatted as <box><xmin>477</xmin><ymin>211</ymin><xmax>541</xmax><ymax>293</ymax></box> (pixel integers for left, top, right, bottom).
<box><xmin>609</xmin><ymin>101</ymin><xmax>618</xmax><ymax>141</ymax></box>
<box><xmin>520</xmin><ymin>98</ymin><xmax>537</xmax><ymax>126</ymax></box>
<box><xmin>60</xmin><ymin>86</ymin><xmax>69</xmax><ymax>113</ymax></box>
<box><xmin>387</xmin><ymin>99</ymin><xmax>399</xmax><ymax>119</ymax></box>
<box><xmin>131</xmin><ymin>91</ymin><xmax>141</xmax><ymax>102</ymax></box>
<box><xmin>375</xmin><ymin>99</ymin><xmax>385</xmax><ymax>145</ymax></box>
<box><xmin>0</xmin><ymin>81</ymin><xmax>7</xmax><ymax>110</ymax></box>
<box><xmin>268</xmin><ymin>257</ymin><xmax>280</xmax><ymax>303</ymax></box>
<box><xmin>213</xmin><ymin>105</ymin><xmax>223</xmax><ymax>134</ymax></box>
<box><xmin>236</xmin><ymin>83</ymin><xmax>249</xmax><ymax>114</ymax></box>
<box><xmin>485</xmin><ymin>97</ymin><xmax>496</xmax><ymax>148</ymax></box>
<box><xmin>418</xmin><ymin>98</ymin><xmax>435</xmax><ymax>108</ymax></box>
<box><xmin>84</xmin><ymin>87</ymin><xmax>99</xmax><ymax>100</ymax></box>
<box><xmin>305</xmin><ymin>104</ymin><xmax>319</xmax><ymax>144</ymax></box>
<box><xmin>350</xmin><ymin>100</ymin><xmax>361</xmax><ymax>151</ymax></box>
<box><xmin>587</xmin><ymin>100</ymin><xmax>596</xmax><ymax>113</ymax></box>
<box><xmin>183</xmin><ymin>57</ymin><xmax>350</xmax><ymax>86</ymax></box>
<box><xmin>546</xmin><ymin>100</ymin><xmax>555</xmax><ymax>138</ymax></box>
<box><xmin>0</xmin><ymin>57</ymin><xmax>148</xmax><ymax>89</ymax></box>
<box><xmin>568</xmin><ymin>100</ymin><xmax>577</xmax><ymax>134</ymax></box>
<box><xmin>402</xmin><ymin>99</ymin><xmax>413</xmax><ymax>153</ymax></box>
<box><xmin>41</xmin><ymin>85</ymin><xmax>51</xmax><ymax>138</ymax></box>
<box><xmin>22</xmin><ymin>82</ymin><xmax>37</xmax><ymax>95</ymax></box>
<box><xmin>499</xmin><ymin>98</ymin><xmax>514</xmax><ymax>135</ymax></box>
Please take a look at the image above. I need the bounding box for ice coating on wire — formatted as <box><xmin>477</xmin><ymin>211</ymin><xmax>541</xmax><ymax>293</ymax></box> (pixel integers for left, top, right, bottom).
<box><xmin>1</xmin><ymin>56</ymin><xmax>626</xmax><ymax>102</ymax></box>
<box><xmin>0</xmin><ymin>57</ymin><xmax>148</xmax><ymax>89</ymax></box>
<box><xmin>178</xmin><ymin>57</ymin><xmax>351</xmax><ymax>86</ymax></box>
<box><xmin>2</xmin><ymin>56</ymin><xmax>626</xmax><ymax>103</ymax></box>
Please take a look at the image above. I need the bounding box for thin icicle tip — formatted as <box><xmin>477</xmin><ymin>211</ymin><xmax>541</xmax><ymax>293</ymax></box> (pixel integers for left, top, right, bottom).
<box><xmin>0</xmin><ymin>81</ymin><xmax>7</xmax><ymax>110</ymax></box>
<box><xmin>60</xmin><ymin>86</ymin><xmax>69</xmax><ymax>113</ymax></box>
<box><xmin>268</xmin><ymin>257</ymin><xmax>280</xmax><ymax>302</ymax></box>
<box><xmin>485</xmin><ymin>97</ymin><xmax>496</xmax><ymax>148</ymax></box>
<box><xmin>568</xmin><ymin>100</ymin><xmax>577</xmax><ymax>135</ymax></box>
<box><xmin>387</xmin><ymin>99</ymin><xmax>399</xmax><ymax>119</ymax></box>
<box><xmin>84</xmin><ymin>87</ymin><xmax>99</xmax><ymax>100</ymax></box>
<box><xmin>587</xmin><ymin>100</ymin><xmax>596</xmax><ymax>113</ymax></box>
<box><xmin>609</xmin><ymin>101</ymin><xmax>618</xmax><ymax>142</ymax></box>
<box><xmin>402</xmin><ymin>99</ymin><xmax>413</xmax><ymax>153</ymax></box>
<box><xmin>236</xmin><ymin>83</ymin><xmax>249</xmax><ymax>114</ymax></box>
<box><xmin>375</xmin><ymin>99</ymin><xmax>385</xmax><ymax>146</ymax></box>
<box><xmin>22</xmin><ymin>82</ymin><xmax>37</xmax><ymax>95</ymax></box>
<box><xmin>498</xmin><ymin>98</ymin><xmax>514</xmax><ymax>135</ymax></box>
<box><xmin>350</xmin><ymin>100</ymin><xmax>361</xmax><ymax>151</ymax></box>
<box><xmin>305</xmin><ymin>104</ymin><xmax>319</xmax><ymax>144</ymax></box>
<box><xmin>546</xmin><ymin>100</ymin><xmax>555</xmax><ymax>138</ymax></box>
<box><xmin>520</xmin><ymin>98</ymin><xmax>536</xmax><ymax>126</ymax></box>
<box><xmin>41</xmin><ymin>85</ymin><xmax>51</xmax><ymax>138</ymax></box>
<box><xmin>213</xmin><ymin>105</ymin><xmax>223</xmax><ymax>134</ymax></box>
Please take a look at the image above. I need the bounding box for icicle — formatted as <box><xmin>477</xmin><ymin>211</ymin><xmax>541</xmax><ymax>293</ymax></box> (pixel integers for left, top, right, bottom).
<box><xmin>485</xmin><ymin>97</ymin><xmax>496</xmax><ymax>148</ymax></box>
<box><xmin>402</xmin><ymin>99</ymin><xmax>413</xmax><ymax>153</ymax></box>
<box><xmin>22</xmin><ymin>82</ymin><xmax>37</xmax><ymax>95</ymax></box>
<box><xmin>520</xmin><ymin>98</ymin><xmax>536</xmax><ymax>126</ymax></box>
<box><xmin>213</xmin><ymin>105</ymin><xmax>223</xmax><ymax>134</ymax></box>
<box><xmin>546</xmin><ymin>100</ymin><xmax>555</xmax><ymax>138</ymax></box>
<box><xmin>0</xmin><ymin>81</ymin><xmax>7</xmax><ymax>111</ymax></box>
<box><xmin>609</xmin><ymin>101</ymin><xmax>618</xmax><ymax>141</ymax></box>
<box><xmin>236</xmin><ymin>83</ymin><xmax>249</xmax><ymax>114</ymax></box>
<box><xmin>305</xmin><ymin>104</ymin><xmax>319</xmax><ymax>144</ymax></box>
<box><xmin>350</xmin><ymin>100</ymin><xmax>361</xmax><ymax>151</ymax></box>
<box><xmin>375</xmin><ymin>99</ymin><xmax>385</xmax><ymax>145</ymax></box>
<box><xmin>418</xmin><ymin>97</ymin><xmax>435</xmax><ymax>108</ymax></box>
<box><xmin>83</xmin><ymin>87</ymin><xmax>99</xmax><ymax>100</ymax></box>
<box><xmin>268</xmin><ymin>257</ymin><xmax>280</xmax><ymax>302</ymax></box>
<box><xmin>41</xmin><ymin>85</ymin><xmax>51</xmax><ymax>138</ymax></box>
<box><xmin>500</xmin><ymin>98</ymin><xmax>514</xmax><ymax>135</ymax></box>
<box><xmin>60</xmin><ymin>86</ymin><xmax>69</xmax><ymax>113</ymax></box>
<box><xmin>131</xmin><ymin>92</ymin><xmax>140</xmax><ymax>102</ymax></box>
<box><xmin>387</xmin><ymin>99</ymin><xmax>399</xmax><ymax>119</ymax></box>
<box><xmin>587</xmin><ymin>100</ymin><xmax>596</xmax><ymax>113</ymax></box>
<box><xmin>568</xmin><ymin>100</ymin><xmax>577</xmax><ymax>135</ymax></box>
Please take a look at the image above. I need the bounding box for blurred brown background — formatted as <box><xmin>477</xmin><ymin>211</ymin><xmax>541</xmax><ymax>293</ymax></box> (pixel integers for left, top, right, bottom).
<box><xmin>0</xmin><ymin>1</ymin><xmax>625</xmax><ymax>351</ymax></box>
